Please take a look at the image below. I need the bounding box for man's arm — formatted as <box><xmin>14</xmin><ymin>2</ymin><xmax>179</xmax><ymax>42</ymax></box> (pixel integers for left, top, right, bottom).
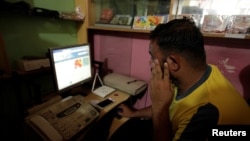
<box><xmin>152</xmin><ymin>104</ymin><xmax>172</xmax><ymax>141</ymax></box>
<box><xmin>117</xmin><ymin>104</ymin><xmax>152</xmax><ymax>118</ymax></box>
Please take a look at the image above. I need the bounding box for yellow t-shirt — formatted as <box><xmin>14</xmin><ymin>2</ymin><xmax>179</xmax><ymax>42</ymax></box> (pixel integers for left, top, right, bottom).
<box><xmin>169</xmin><ymin>64</ymin><xmax>250</xmax><ymax>140</ymax></box>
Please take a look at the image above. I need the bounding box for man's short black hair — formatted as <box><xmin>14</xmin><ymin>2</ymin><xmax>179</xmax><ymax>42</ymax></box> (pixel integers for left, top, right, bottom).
<box><xmin>149</xmin><ymin>18</ymin><xmax>206</xmax><ymax>68</ymax></box>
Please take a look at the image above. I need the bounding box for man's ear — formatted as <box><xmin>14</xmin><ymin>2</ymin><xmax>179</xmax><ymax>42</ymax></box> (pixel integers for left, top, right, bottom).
<box><xmin>166</xmin><ymin>55</ymin><xmax>180</xmax><ymax>71</ymax></box>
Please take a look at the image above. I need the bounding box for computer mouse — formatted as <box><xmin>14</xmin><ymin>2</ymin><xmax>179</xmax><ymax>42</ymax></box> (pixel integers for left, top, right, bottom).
<box><xmin>115</xmin><ymin>108</ymin><xmax>123</xmax><ymax>119</ymax></box>
<box><xmin>117</xmin><ymin>107</ymin><xmax>123</xmax><ymax>113</ymax></box>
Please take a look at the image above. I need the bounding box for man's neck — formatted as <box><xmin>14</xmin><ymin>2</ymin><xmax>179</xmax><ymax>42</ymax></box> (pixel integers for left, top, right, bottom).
<box><xmin>176</xmin><ymin>65</ymin><xmax>208</xmax><ymax>96</ymax></box>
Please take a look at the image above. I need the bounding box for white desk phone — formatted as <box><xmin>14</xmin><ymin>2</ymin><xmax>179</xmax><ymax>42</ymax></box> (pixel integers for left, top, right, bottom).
<box><xmin>25</xmin><ymin>95</ymin><xmax>99</xmax><ymax>141</ymax></box>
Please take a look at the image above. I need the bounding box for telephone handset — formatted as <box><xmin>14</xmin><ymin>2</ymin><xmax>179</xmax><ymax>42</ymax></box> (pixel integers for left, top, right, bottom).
<box><xmin>29</xmin><ymin>115</ymin><xmax>63</xmax><ymax>141</ymax></box>
<box><xmin>25</xmin><ymin>95</ymin><xmax>100</xmax><ymax>141</ymax></box>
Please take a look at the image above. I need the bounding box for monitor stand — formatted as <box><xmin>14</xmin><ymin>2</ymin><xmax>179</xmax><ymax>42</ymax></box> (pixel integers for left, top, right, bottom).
<box><xmin>59</xmin><ymin>86</ymin><xmax>89</xmax><ymax>98</ymax></box>
<box><xmin>70</xmin><ymin>86</ymin><xmax>90</xmax><ymax>96</ymax></box>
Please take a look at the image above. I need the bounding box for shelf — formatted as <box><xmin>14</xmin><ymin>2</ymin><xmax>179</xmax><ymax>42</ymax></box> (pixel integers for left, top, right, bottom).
<box><xmin>0</xmin><ymin>1</ymin><xmax>84</xmax><ymax>23</ymax></box>
<box><xmin>86</xmin><ymin>0</ymin><xmax>250</xmax><ymax>40</ymax></box>
<box><xmin>88</xmin><ymin>25</ymin><xmax>250</xmax><ymax>39</ymax></box>
<box><xmin>88</xmin><ymin>26</ymin><xmax>150</xmax><ymax>33</ymax></box>
<box><xmin>202</xmin><ymin>32</ymin><xmax>250</xmax><ymax>39</ymax></box>
<box><xmin>13</xmin><ymin>67</ymin><xmax>52</xmax><ymax>76</ymax></box>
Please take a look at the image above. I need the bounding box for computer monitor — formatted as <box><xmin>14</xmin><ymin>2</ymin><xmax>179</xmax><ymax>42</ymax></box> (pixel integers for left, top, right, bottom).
<box><xmin>48</xmin><ymin>43</ymin><xmax>92</xmax><ymax>97</ymax></box>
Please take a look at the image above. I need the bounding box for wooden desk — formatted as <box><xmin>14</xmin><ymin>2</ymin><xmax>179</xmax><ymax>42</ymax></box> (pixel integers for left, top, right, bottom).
<box><xmin>76</xmin><ymin>90</ymin><xmax>131</xmax><ymax>140</ymax></box>
<box><xmin>85</xmin><ymin>90</ymin><xmax>130</xmax><ymax>114</ymax></box>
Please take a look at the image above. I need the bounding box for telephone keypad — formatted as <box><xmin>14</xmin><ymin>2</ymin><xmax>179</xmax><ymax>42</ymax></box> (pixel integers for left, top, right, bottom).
<box><xmin>38</xmin><ymin>95</ymin><xmax>99</xmax><ymax>140</ymax></box>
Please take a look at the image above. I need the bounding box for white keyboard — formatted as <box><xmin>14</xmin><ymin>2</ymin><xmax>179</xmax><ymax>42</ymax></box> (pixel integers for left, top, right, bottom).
<box><xmin>92</xmin><ymin>85</ymin><xmax>116</xmax><ymax>98</ymax></box>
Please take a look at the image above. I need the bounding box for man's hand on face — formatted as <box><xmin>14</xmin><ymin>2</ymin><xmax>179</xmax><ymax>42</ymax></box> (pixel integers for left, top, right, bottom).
<box><xmin>150</xmin><ymin>59</ymin><xmax>174</xmax><ymax>109</ymax></box>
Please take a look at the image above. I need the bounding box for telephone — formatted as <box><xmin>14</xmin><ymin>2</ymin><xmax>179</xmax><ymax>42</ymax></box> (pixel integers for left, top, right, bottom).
<box><xmin>25</xmin><ymin>95</ymin><xmax>100</xmax><ymax>141</ymax></box>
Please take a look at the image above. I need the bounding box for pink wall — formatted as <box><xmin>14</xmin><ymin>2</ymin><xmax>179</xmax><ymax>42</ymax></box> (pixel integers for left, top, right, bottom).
<box><xmin>93</xmin><ymin>34</ymin><xmax>250</xmax><ymax>109</ymax></box>
<box><xmin>204</xmin><ymin>38</ymin><xmax>250</xmax><ymax>100</ymax></box>
<box><xmin>93</xmin><ymin>35</ymin><xmax>152</xmax><ymax>109</ymax></box>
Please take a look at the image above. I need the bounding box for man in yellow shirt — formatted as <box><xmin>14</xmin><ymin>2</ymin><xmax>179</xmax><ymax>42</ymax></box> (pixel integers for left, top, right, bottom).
<box><xmin>109</xmin><ymin>18</ymin><xmax>250</xmax><ymax>141</ymax></box>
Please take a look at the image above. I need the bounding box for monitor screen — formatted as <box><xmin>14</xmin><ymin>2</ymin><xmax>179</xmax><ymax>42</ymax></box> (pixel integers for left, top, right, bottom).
<box><xmin>49</xmin><ymin>43</ymin><xmax>92</xmax><ymax>95</ymax></box>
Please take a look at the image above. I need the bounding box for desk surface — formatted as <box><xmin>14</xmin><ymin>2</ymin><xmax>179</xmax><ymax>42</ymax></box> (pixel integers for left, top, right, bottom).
<box><xmin>85</xmin><ymin>90</ymin><xmax>130</xmax><ymax>114</ymax></box>
<box><xmin>27</xmin><ymin>90</ymin><xmax>130</xmax><ymax>115</ymax></box>
<box><xmin>77</xmin><ymin>90</ymin><xmax>131</xmax><ymax>140</ymax></box>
